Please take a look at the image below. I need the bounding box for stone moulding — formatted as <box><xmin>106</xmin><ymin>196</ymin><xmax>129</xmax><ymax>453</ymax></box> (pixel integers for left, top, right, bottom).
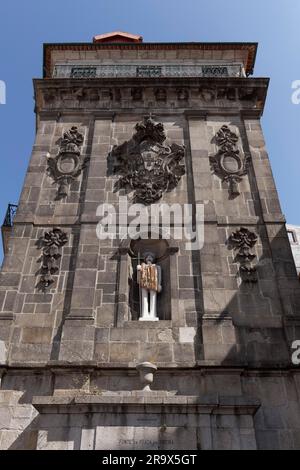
<box><xmin>210</xmin><ymin>125</ymin><xmax>250</xmax><ymax>198</ymax></box>
<box><xmin>41</xmin><ymin>84</ymin><xmax>259</xmax><ymax>107</ymax></box>
<box><xmin>34</xmin><ymin>77</ymin><xmax>269</xmax><ymax>114</ymax></box>
<box><xmin>41</xmin><ymin>85</ymin><xmax>259</xmax><ymax>106</ymax></box>
<box><xmin>32</xmin><ymin>394</ymin><xmax>261</xmax><ymax>415</ymax></box>
<box><xmin>37</xmin><ymin>228</ymin><xmax>68</xmax><ymax>290</ymax></box>
<box><xmin>109</xmin><ymin>116</ymin><xmax>185</xmax><ymax>204</ymax></box>
<box><xmin>32</xmin><ymin>391</ymin><xmax>261</xmax><ymax>415</ymax></box>
<box><xmin>228</xmin><ymin>227</ymin><xmax>258</xmax><ymax>283</ymax></box>
<box><xmin>47</xmin><ymin>126</ymin><xmax>87</xmax><ymax>199</ymax></box>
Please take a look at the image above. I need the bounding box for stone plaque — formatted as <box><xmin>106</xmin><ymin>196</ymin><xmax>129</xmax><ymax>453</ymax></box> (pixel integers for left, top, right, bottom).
<box><xmin>95</xmin><ymin>426</ymin><xmax>197</xmax><ymax>450</ymax></box>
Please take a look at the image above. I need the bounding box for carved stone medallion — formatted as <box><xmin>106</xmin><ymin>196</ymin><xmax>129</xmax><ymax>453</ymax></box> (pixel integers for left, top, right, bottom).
<box><xmin>109</xmin><ymin>116</ymin><xmax>185</xmax><ymax>205</ymax></box>
<box><xmin>210</xmin><ymin>125</ymin><xmax>250</xmax><ymax>198</ymax></box>
<box><xmin>47</xmin><ymin>126</ymin><xmax>85</xmax><ymax>199</ymax></box>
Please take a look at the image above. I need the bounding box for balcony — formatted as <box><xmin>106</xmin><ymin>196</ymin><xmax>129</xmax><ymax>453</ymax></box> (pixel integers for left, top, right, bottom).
<box><xmin>1</xmin><ymin>204</ymin><xmax>17</xmax><ymax>255</ymax></box>
<box><xmin>53</xmin><ymin>63</ymin><xmax>245</xmax><ymax>79</ymax></box>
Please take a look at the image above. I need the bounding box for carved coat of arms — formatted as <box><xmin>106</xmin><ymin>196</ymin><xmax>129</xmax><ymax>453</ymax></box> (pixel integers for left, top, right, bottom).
<box><xmin>109</xmin><ymin>116</ymin><xmax>185</xmax><ymax>204</ymax></box>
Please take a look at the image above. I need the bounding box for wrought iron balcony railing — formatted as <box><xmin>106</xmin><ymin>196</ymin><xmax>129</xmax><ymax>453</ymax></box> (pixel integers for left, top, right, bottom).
<box><xmin>2</xmin><ymin>204</ymin><xmax>18</xmax><ymax>227</ymax></box>
<box><xmin>1</xmin><ymin>204</ymin><xmax>18</xmax><ymax>256</ymax></box>
<box><xmin>53</xmin><ymin>63</ymin><xmax>245</xmax><ymax>79</ymax></box>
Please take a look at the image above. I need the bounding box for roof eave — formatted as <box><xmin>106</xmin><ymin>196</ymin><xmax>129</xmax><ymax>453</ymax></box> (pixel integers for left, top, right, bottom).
<box><xmin>43</xmin><ymin>42</ymin><xmax>258</xmax><ymax>78</ymax></box>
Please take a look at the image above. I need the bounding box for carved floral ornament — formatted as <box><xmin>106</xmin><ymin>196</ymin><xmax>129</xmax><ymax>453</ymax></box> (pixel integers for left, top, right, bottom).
<box><xmin>228</xmin><ymin>227</ymin><xmax>258</xmax><ymax>283</ymax></box>
<box><xmin>47</xmin><ymin>126</ymin><xmax>87</xmax><ymax>199</ymax></box>
<box><xmin>210</xmin><ymin>125</ymin><xmax>250</xmax><ymax>198</ymax></box>
<box><xmin>38</xmin><ymin>228</ymin><xmax>68</xmax><ymax>289</ymax></box>
<box><xmin>109</xmin><ymin>116</ymin><xmax>185</xmax><ymax>205</ymax></box>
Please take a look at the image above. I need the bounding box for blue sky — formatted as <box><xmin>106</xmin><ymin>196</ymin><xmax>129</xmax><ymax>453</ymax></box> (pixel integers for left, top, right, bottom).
<box><xmin>0</xmin><ymin>0</ymin><xmax>299</xmax><ymax>260</ymax></box>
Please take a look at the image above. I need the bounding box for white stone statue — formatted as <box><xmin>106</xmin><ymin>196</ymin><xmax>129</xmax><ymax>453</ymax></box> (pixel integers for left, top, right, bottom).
<box><xmin>137</xmin><ymin>252</ymin><xmax>162</xmax><ymax>321</ymax></box>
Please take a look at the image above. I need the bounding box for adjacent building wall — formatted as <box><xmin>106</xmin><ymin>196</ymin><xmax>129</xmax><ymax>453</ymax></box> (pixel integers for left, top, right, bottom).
<box><xmin>287</xmin><ymin>224</ymin><xmax>300</xmax><ymax>275</ymax></box>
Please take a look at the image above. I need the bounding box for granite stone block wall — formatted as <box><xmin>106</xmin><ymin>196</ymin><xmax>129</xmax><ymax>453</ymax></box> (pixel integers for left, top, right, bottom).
<box><xmin>0</xmin><ymin>69</ymin><xmax>300</xmax><ymax>449</ymax></box>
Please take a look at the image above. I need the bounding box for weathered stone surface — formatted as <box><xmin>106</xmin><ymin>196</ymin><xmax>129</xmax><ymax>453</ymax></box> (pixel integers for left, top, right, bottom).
<box><xmin>0</xmin><ymin>36</ymin><xmax>299</xmax><ymax>450</ymax></box>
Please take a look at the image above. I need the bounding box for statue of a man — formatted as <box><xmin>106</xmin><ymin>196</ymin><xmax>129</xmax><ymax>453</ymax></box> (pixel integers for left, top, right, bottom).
<box><xmin>137</xmin><ymin>252</ymin><xmax>162</xmax><ymax>321</ymax></box>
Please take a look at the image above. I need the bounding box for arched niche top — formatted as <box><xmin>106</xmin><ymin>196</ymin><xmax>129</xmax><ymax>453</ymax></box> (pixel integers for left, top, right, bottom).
<box><xmin>118</xmin><ymin>229</ymin><xmax>179</xmax><ymax>261</ymax></box>
<box><xmin>130</xmin><ymin>239</ymin><xmax>168</xmax><ymax>261</ymax></box>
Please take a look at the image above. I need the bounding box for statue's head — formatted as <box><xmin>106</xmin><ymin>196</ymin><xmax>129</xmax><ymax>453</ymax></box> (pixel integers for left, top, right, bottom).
<box><xmin>143</xmin><ymin>251</ymin><xmax>155</xmax><ymax>264</ymax></box>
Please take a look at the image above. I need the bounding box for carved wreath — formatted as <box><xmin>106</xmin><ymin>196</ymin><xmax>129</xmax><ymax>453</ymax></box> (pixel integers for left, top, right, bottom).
<box><xmin>109</xmin><ymin>116</ymin><xmax>185</xmax><ymax>205</ymax></box>
<box><xmin>47</xmin><ymin>126</ymin><xmax>86</xmax><ymax>199</ymax></box>
<box><xmin>210</xmin><ymin>125</ymin><xmax>250</xmax><ymax>198</ymax></box>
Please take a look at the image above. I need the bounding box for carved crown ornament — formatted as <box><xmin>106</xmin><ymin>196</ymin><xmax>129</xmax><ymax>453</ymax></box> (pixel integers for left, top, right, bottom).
<box><xmin>228</xmin><ymin>227</ymin><xmax>258</xmax><ymax>283</ymax></box>
<box><xmin>47</xmin><ymin>126</ymin><xmax>88</xmax><ymax>199</ymax></box>
<box><xmin>37</xmin><ymin>228</ymin><xmax>68</xmax><ymax>290</ymax></box>
<box><xmin>108</xmin><ymin>116</ymin><xmax>185</xmax><ymax>205</ymax></box>
<box><xmin>210</xmin><ymin>125</ymin><xmax>251</xmax><ymax>198</ymax></box>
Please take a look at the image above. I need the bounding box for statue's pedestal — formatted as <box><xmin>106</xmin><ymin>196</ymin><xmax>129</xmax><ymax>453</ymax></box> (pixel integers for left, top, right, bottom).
<box><xmin>32</xmin><ymin>393</ymin><xmax>260</xmax><ymax>450</ymax></box>
<box><xmin>139</xmin><ymin>316</ymin><xmax>159</xmax><ymax>321</ymax></box>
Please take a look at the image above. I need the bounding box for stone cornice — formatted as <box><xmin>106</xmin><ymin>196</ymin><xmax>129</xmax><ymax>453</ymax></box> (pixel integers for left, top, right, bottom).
<box><xmin>32</xmin><ymin>393</ymin><xmax>261</xmax><ymax>416</ymax></box>
<box><xmin>1</xmin><ymin>363</ymin><xmax>296</xmax><ymax>372</ymax></box>
<box><xmin>35</xmin><ymin>76</ymin><xmax>269</xmax><ymax>88</ymax></box>
<box><xmin>33</xmin><ymin>77</ymin><xmax>269</xmax><ymax>117</ymax></box>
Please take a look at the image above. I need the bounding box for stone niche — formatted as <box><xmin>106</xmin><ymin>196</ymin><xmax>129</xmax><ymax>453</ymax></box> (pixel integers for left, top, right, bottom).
<box><xmin>129</xmin><ymin>238</ymin><xmax>171</xmax><ymax>321</ymax></box>
<box><xmin>117</xmin><ymin>233</ymin><xmax>180</xmax><ymax>326</ymax></box>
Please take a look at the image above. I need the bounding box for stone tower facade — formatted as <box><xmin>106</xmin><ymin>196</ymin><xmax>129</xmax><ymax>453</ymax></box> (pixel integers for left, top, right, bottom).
<box><xmin>1</xmin><ymin>32</ymin><xmax>300</xmax><ymax>450</ymax></box>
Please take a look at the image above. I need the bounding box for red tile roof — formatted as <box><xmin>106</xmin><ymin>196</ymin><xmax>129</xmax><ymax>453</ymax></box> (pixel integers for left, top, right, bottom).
<box><xmin>93</xmin><ymin>31</ymin><xmax>143</xmax><ymax>43</ymax></box>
